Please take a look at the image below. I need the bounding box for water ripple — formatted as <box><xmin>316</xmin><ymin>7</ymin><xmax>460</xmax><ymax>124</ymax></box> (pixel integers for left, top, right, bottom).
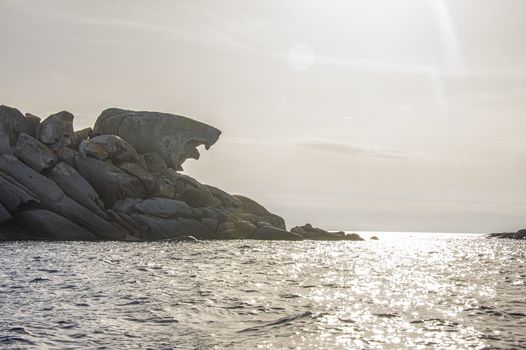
<box><xmin>0</xmin><ymin>233</ymin><xmax>525</xmax><ymax>349</ymax></box>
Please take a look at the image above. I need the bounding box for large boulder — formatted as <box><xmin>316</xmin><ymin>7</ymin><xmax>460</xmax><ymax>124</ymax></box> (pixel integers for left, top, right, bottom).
<box><xmin>233</xmin><ymin>195</ymin><xmax>286</xmax><ymax>229</ymax></box>
<box><xmin>76</xmin><ymin>156</ymin><xmax>146</xmax><ymax>208</ymax></box>
<box><xmin>48</xmin><ymin>162</ymin><xmax>106</xmax><ymax>216</ymax></box>
<box><xmin>11</xmin><ymin>210</ymin><xmax>98</xmax><ymax>241</ymax></box>
<box><xmin>0</xmin><ymin>105</ymin><xmax>40</xmax><ymax>148</ymax></box>
<box><xmin>79</xmin><ymin>135</ymin><xmax>140</xmax><ymax>164</ymax></box>
<box><xmin>0</xmin><ymin>154</ymin><xmax>126</xmax><ymax>239</ymax></box>
<box><xmin>36</xmin><ymin>111</ymin><xmax>74</xmax><ymax>151</ymax></box>
<box><xmin>93</xmin><ymin>108</ymin><xmax>221</xmax><ymax>170</ymax></box>
<box><xmin>13</xmin><ymin>133</ymin><xmax>57</xmax><ymax>172</ymax></box>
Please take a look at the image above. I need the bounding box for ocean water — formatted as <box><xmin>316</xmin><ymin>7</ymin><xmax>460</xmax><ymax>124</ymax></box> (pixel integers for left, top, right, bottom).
<box><xmin>0</xmin><ymin>232</ymin><xmax>525</xmax><ymax>349</ymax></box>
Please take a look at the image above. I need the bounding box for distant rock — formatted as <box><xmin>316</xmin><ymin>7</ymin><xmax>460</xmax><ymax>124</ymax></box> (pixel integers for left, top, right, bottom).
<box><xmin>490</xmin><ymin>229</ymin><xmax>526</xmax><ymax>240</ymax></box>
<box><xmin>291</xmin><ymin>223</ymin><xmax>365</xmax><ymax>241</ymax></box>
<box><xmin>251</xmin><ymin>226</ymin><xmax>304</xmax><ymax>241</ymax></box>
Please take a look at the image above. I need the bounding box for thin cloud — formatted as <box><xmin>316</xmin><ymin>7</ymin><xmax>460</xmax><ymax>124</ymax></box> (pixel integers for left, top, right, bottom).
<box><xmin>485</xmin><ymin>136</ymin><xmax>526</xmax><ymax>154</ymax></box>
<box><xmin>290</xmin><ymin>139</ymin><xmax>426</xmax><ymax>160</ymax></box>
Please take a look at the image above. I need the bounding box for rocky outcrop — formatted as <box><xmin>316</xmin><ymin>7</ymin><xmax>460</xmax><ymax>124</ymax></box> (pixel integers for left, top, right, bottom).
<box><xmin>490</xmin><ymin>229</ymin><xmax>526</xmax><ymax>240</ymax></box>
<box><xmin>291</xmin><ymin>223</ymin><xmax>365</xmax><ymax>241</ymax></box>
<box><xmin>0</xmin><ymin>105</ymin><xmax>364</xmax><ymax>241</ymax></box>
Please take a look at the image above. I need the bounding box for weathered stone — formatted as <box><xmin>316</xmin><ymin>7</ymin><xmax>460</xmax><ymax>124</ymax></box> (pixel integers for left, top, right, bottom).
<box><xmin>24</xmin><ymin>113</ymin><xmax>41</xmax><ymax>137</ymax></box>
<box><xmin>133</xmin><ymin>198</ymin><xmax>194</xmax><ymax>219</ymax></box>
<box><xmin>79</xmin><ymin>135</ymin><xmax>139</xmax><ymax>163</ymax></box>
<box><xmin>93</xmin><ymin>108</ymin><xmax>221</xmax><ymax>170</ymax></box>
<box><xmin>106</xmin><ymin>210</ymin><xmax>143</xmax><ymax>238</ymax></box>
<box><xmin>131</xmin><ymin>214</ymin><xmax>212</xmax><ymax>240</ymax></box>
<box><xmin>48</xmin><ymin>162</ymin><xmax>106</xmax><ymax>216</ymax></box>
<box><xmin>205</xmin><ymin>185</ymin><xmax>242</xmax><ymax>208</ymax></box>
<box><xmin>112</xmin><ymin>198</ymin><xmax>143</xmax><ymax>215</ymax></box>
<box><xmin>14</xmin><ymin>134</ymin><xmax>57</xmax><ymax>172</ymax></box>
<box><xmin>25</xmin><ymin>113</ymin><xmax>41</xmax><ymax>125</ymax></box>
<box><xmin>234</xmin><ymin>195</ymin><xmax>286</xmax><ymax>229</ymax></box>
<box><xmin>69</xmin><ymin>127</ymin><xmax>92</xmax><ymax>150</ymax></box>
<box><xmin>251</xmin><ymin>226</ymin><xmax>303</xmax><ymax>241</ymax></box>
<box><xmin>201</xmin><ymin>217</ymin><xmax>219</xmax><ymax>233</ymax></box>
<box><xmin>36</xmin><ymin>111</ymin><xmax>74</xmax><ymax>151</ymax></box>
<box><xmin>200</xmin><ymin>207</ymin><xmax>230</xmax><ymax>222</ymax></box>
<box><xmin>12</xmin><ymin>210</ymin><xmax>98</xmax><ymax>241</ymax></box>
<box><xmin>234</xmin><ymin>220</ymin><xmax>257</xmax><ymax>238</ymax></box>
<box><xmin>173</xmin><ymin>173</ymin><xmax>221</xmax><ymax>208</ymax></box>
<box><xmin>77</xmin><ymin>156</ymin><xmax>146</xmax><ymax>208</ymax></box>
<box><xmin>151</xmin><ymin>168</ymin><xmax>178</xmax><ymax>199</ymax></box>
<box><xmin>0</xmin><ymin>128</ymin><xmax>12</xmax><ymax>154</ymax></box>
<box><xmin>0</xmin><ymin>154</ymin><xmax>126</xmax><ymax>239</ymax></box>
<box><xmin>0</xmin><ymin>105</ymin><xmax>40</xmax><ymax>147</ymax></box>
<box><xmin>0</xmin><ymin>172</ymin><xmax>40</xmax><ymax>212</ymax></box>
<box><xmin>216</xmin><ymin>221</ymin><xmax>238</xmax><ymax>239</ymax></box>
<box><xmin>143</xmin><ymin>152</ymin><xmax>167</xmax><ymax>174</ymax></box>
<box><xmin>56</xmin><ymin>147</ymin><xmax>79</xmax><ymax>169</ymax></box>
<box><xmin>118</xmin><ymin>162</ymin><xmax>155</xmax><ymax>193</ymax></box>
<box><xmin>0</xmin><ymin>203</ymin><xmax>12</xmax><ymax>224</ymax></box>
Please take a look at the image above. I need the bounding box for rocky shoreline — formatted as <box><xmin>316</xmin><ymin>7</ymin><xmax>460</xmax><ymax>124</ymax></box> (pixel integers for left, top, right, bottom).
<box><xmin>489</xmin><ymin>229</ymin><xmax>526</xmax><ymax>240</ymax></box>
<box><xmin>0</xmin><ymin>105</ymin><xmax>364</xmax><ymax>242</ymax></box>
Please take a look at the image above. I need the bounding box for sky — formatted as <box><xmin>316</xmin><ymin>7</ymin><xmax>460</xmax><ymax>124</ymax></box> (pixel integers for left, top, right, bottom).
<box><xmin>1</xmin><ymin>0</ymin><xmax>525</xmax><ymax>233</ymax></box>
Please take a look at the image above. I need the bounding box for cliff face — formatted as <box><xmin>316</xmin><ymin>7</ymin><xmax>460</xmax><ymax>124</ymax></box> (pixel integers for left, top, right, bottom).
<box><xmin>0</xmin><ymin>105</ymin><xmax>362</xmax><ymax>241</ymax></box>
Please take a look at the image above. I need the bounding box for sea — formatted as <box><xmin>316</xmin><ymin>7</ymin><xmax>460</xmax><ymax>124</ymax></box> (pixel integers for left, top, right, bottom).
<box><xmin>0</xmin><ymin>232</ymin><xmax>525</xmax><ymax>349</ymax></box>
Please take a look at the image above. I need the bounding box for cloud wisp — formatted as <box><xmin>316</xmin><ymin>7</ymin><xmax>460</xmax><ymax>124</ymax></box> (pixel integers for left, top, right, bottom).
<box><xmin>289</xmin><ymin>139</ymin><xmax>426</xmax><ymax>160</ymax></box>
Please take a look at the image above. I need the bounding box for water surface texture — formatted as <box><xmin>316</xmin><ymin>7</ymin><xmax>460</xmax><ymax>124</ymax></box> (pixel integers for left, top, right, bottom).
<box><xmin>0</xmin><ymin>233</ymin><xmax>525</xmax><ymax>349</ymax></box>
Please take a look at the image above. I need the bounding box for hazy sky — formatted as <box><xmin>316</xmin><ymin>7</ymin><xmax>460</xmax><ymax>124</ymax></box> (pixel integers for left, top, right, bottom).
<box><xmin>1</xmin><ymin>0</ymin><xmax>525</xmax><ymax>232</ymax></box>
